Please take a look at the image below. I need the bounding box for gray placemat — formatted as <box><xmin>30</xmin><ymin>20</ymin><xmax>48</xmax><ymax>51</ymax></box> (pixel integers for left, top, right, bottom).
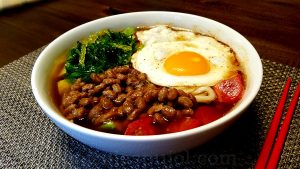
<box><xmin>0</xmin><ymin>46</ymin><xmax>299</xmax><ymax>169</ymax></box>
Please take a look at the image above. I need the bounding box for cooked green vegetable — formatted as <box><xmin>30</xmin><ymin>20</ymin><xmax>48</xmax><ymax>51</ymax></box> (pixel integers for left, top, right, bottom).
<box><xmin>65</xmin><ymin>27</ymin><xmax>138</xmax><ymax>82</ymax></box>
<box><xmin>100</xmin><ymin>121</ymin><xmax>116</xmax><ymax>130</ymax></box>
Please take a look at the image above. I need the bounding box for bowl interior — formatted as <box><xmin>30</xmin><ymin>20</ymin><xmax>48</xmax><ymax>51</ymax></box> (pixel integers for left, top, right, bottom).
<box><xmin>31</xmin><ymin>11</ymin><xmax>262</xmax><ymax>141</ymax></box>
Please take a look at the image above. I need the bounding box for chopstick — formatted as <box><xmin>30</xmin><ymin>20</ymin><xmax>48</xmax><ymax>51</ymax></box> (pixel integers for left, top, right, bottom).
<box><xmin>266</xmin><ymin>82</ymin><xmax>300</xmax><ymax>169</ymax></box>
<box><xmin>254</xmin><ymin>78</ymin><xmax>291</xmax><ymax>169</ymax></box>
<box><xmin>255</xmin><ymin>78</ymin><xmax>300</xmax><ymax>169</ymax></box>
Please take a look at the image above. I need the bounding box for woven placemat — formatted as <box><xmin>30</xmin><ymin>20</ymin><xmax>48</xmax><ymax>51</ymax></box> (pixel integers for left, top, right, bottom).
<box><xmin>0</xmin><ymin>46</ymin><xmax>299</xmax><ymax>169</ymax></box>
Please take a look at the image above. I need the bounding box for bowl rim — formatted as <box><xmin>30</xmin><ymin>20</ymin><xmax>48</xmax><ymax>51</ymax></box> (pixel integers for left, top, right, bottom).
<box><xmin>31</xmin><ymin>11</ymin><xmax>263</xmax><ymax>142</ymax></box>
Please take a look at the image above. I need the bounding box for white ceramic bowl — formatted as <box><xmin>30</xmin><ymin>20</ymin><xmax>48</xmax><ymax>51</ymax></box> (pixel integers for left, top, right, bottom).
<box><xmin>31</xmin><ymin>11</ymin><xmax>263</xmax><ymax>156</ymax></box>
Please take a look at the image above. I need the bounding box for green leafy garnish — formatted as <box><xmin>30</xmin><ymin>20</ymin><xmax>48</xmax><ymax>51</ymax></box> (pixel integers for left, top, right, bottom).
<box><xmin>65</xmin><ymin>28</ymin><xmax>138</xmax><ymax>82</ymax></box>
<box><xmin>100</xmin><ymin>121</ymin><xmax>116</xmax><ymax>130</ymax></box>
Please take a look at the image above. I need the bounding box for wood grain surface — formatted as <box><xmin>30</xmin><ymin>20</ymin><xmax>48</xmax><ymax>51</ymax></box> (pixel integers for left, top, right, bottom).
<box><xmin>0</xmin><ymin>0</ymin><xmax>299</xmax><ymax>67</ymax></box>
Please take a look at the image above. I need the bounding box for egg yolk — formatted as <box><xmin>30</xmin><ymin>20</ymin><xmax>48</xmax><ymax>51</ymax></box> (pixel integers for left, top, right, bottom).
<box><xmin>164</xmin><ymin>51</ymin><xmax>210</xmax><ymax>76</ymax></box>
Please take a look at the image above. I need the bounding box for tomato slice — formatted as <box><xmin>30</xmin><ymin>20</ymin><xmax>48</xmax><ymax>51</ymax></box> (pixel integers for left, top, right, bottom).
<box><xmin>194</xmin><ymin>105</ymin><xmax>225</xmax><ymax>125</ymax></box>
<box><xmin>124</xmin><ymin>116</ymin><xmax>159</xmax><ymax>135</ymax></box>
<box><xmin>213</xmin><ymin>73</ymin><xmax>244</xmax><ymax>104</ymax></box>
<box><xmin>165</xmin><ymin>117</ymin><xmax>202</xmax><ymax>133</ymax></box>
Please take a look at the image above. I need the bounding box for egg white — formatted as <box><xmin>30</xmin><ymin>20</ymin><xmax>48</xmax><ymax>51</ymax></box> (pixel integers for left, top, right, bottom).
<box><xmin>132</xmin><ymin>25</ymin><xmax>239</xmax><ymax>87</ymax></box>
<box><xmin>136</xmin><ymin>25</ymin><xmax>196</xmax><ymax>45</ymax></box>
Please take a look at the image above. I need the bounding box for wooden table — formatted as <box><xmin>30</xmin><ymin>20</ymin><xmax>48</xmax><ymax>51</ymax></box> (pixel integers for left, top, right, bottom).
<box><xmin>0</xmin><ymin>0</ymin><xmax>299</xmax><ymax>67</ymax></box>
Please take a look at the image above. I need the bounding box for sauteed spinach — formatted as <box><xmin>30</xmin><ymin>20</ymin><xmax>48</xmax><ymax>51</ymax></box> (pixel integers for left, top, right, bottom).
<box><xmin>65</xmin><ymin>27</ymin><xmax>137</xmax><ymax>82</ymax></box>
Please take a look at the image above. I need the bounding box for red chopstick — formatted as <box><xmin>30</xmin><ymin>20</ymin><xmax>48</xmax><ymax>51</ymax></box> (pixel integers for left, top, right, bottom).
<box><xmin>255</xmin><ymin>78</ymin><xmax>300</xmax><ymax>169</ymax></box>
<box><xmin>254</xmin><ymin>78</ymin><xmax>292</xmax><ymax>169</ymax></box>
<box><xmin>266</xmin><ymin>82</ymin><xmax>300</xmax><ymax>169</ymax></box>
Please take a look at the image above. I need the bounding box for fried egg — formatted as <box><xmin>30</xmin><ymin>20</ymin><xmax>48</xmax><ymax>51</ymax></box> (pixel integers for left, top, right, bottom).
<box><xmin>131</xmin><ymin>25</ymin><xmax>240</xmax><ymax>102</ymax></box>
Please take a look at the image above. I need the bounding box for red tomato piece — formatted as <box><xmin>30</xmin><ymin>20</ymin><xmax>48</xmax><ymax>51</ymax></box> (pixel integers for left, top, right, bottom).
<box><xmin>213</xmin><ymin>73</ymin><xmax>244</xmax><ymax>104</ymax></box>
<box><xmin>194</xmin><ymin>105</ymin><xmax>224</xmax><ymax>125</ymax></box>
<box><xmin>166</xmin><ymin>117</ymin><xmax>202</xmax><ymax>133</ymax></box>
<box><xmin>124</xmin><ymin>116</ymin><xmax>159</xmax><ymax>135</ymax></box>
